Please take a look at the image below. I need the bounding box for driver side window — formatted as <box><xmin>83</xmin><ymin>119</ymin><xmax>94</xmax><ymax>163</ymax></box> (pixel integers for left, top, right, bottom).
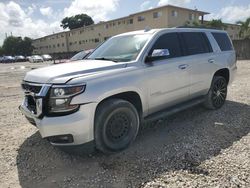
<box><xmin>149</xmin><ymin>32</ymin><xmax>182</xmax><ymax>59</ymax></box>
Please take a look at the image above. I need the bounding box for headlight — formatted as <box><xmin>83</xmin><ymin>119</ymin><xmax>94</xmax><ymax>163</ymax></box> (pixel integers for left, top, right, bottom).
<box><xmin>48</xmin><ymin>84</ymin><xmax>85</xmax><ymax>114</ymax></box>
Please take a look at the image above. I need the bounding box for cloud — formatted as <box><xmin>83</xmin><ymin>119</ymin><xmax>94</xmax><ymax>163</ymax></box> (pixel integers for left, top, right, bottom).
<box><xmin>0</xmin><ymin>1</ymin><xmax>62</xmax><ymax>45</ymax></box>
<box><xmin>40</xmin><ymin>6</ymin><xmax>53</xmax><ymax>17</ymax></box>
<box><xmin>63</xmin><ymin>0</ymin><xmax>120</xmax><ymax>22</ymax></box>
<box><xmin>140</xmin><ymin>1</ymin><xmax>152</xmax><ymax>11</ymax></box>
<box><xmin>158</xmin><ymin>0</ymin><xmax>191</xmax><ymax>6</ymax></box>
<box><xmin>26</xmin><ymin>4</ymin><xmax>36</xmax><ymax>16</ymax></box>
<box><xmin>206</xmin><ymin>4</ymin><xmax>250</xmax><ymax>23</ymax></box>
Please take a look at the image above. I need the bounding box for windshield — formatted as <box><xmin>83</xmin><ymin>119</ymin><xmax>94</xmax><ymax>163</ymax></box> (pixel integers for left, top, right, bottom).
<box><xmin>71</xmin><ymin>51</ymin><xmax>87</xmax><ymax>61</ymax></box>
<box><xmin>87</xmin><ymin>34</ymin><xmax>151</xmax><ymax>62</ymax></box>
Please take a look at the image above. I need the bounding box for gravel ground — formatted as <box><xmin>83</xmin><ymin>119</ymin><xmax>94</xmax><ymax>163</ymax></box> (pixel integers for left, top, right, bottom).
<box><xmin>0</xmin><ymin>61</ymin><xmax>249</xmax><ymax>188</ymax></box>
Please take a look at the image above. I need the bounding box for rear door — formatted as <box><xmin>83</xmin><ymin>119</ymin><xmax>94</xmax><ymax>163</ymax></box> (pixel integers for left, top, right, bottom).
<box><xmin>179</xmin><ymin>32</ymin><xmax>215</xmax><ymax>98</ymax></box>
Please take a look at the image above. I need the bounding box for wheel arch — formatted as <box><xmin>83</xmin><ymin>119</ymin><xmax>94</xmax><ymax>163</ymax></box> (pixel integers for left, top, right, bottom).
<box><xmin>214</xmin><ymin>68</ymin><xmax>230</xmax><ymax>83</ymax></box>
<box><xmin>95</xmin><ymin>91</ymin><xmax>143</xmax><ymax>119</ymax></box>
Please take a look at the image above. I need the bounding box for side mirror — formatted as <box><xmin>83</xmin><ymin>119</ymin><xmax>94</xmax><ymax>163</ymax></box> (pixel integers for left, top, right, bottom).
<box><xmin>145</xmin><ymin>49</ymin><xmax>170</xmax><ymax>63</ymax></box>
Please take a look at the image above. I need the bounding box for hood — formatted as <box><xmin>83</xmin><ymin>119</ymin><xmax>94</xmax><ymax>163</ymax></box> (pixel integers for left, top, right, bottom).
<box><xmin>24</xmin><ymin>60</ymin><xmax>126</xmax><ymax>84</ymax></box>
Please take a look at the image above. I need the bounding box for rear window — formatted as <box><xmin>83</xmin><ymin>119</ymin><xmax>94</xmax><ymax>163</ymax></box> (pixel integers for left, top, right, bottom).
<box><xmin>181</xmin><ymin>32</ymin><xmax>212</xmax><ymax>56</ymax></box>
<box><xmin>212</xmin><ymin>32</ymin><xmax>233</xmax><ymax>51</ymax></box>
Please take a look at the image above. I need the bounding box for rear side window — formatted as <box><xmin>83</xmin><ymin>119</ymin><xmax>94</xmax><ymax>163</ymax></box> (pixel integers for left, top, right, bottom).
<box><xmin>181</xmin><ymin>32</ymin><xmax>212</xmax><ymax>55</ymax></box>
<box><xmin>212</xmin><ymin>32</ymin><xmax>233</xmax><ymax>51</ymax></box>
<box><xmin>149</xmin><ymin>32</ymin><xmax>182</xmax><ymax>58</ymax></box>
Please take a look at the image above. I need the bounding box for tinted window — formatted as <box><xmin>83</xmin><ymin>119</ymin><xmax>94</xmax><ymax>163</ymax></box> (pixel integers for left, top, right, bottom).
<box><xmin>181</xmin><ymin>32</ymin><xmax>212</xmax><ymax>55</ymax></box>
<box><xmin>149</xmin><ymin>32</ymin><xmax>182</xmax><ymax>58</ymax></box>
<box><xmin>212</xmin><ymin>32</ymin><xmax>233</xmax><ymax>51</ymax></box>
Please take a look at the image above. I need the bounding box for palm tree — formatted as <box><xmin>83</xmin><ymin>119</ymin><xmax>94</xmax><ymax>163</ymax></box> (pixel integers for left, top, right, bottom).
<box><xmin>236</xmin><ymin>17</ymin><xmax>250</xmax><ymax>39</ymax></box>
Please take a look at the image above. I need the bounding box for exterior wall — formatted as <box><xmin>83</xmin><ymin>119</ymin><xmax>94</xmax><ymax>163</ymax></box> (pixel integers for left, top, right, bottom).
<box><xmin>32</xmin><ymin>5</ymin><xmax>208</xmax><ymax>55</ymax></box>
<box><xmin>226</xmin><ymin>24</ymin><xmax>241</xmax><ymax>40</ymax></box>
<box><xmin>233</xmin><ymin>39</ymin><xmax>250</xmax><ymax>60</ymax></box>
<box><xmin>33</xmin><ymin>32</ymin><xmax>68</xmax><ymax>54</ymax></box>
<box><xmin>167</xmin><ymin>8</ymin><xmax>201</xmax><ymax>27</ymax></box>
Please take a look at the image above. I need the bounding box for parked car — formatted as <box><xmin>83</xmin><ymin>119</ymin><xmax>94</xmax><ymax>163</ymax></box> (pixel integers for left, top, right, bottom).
<box><xmin>57</xmin><ymin>49</ymin><xmax>94</xmax><ymax>64</ymax></box>
<box><xmin>2</xmin><ymin>56</ymin><xmax>15</xmax><ymax>63</ymax></box>
<box><xmin>28</xmin><ymin>55</ymin><xmax>44</xmax><ymax>63</ymax></box>
<box><xmin>26</xmin><ymin>56</ymin><xmax>31</xmax><ymax>61</ymax></box>
<box><xmin>15</xmin><ymin>55</ymin><xmax>26</xmax><ymax>62</ymax></box>
<box><xmin>0</xmin><ymin>57</ymin><xmax>3</xmax><ymax>63</ymax></box>
<box><xmin>70</xmin><ymin>49</ymin><xmax>93</xmax><ymax>61</ymax></box>
<box><xmin>19</xmin><ymin>28</ymin><xmax>237</xmax><ymax>154</ymax></box>
<box><xmin>41</xmin><ymin>54</ymin><xmax>53</xmax><ymax>61</ymax></box>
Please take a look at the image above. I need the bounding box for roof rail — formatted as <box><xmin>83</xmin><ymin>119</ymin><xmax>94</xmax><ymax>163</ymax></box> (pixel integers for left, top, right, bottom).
<box><xmin>176</xmin><ymin>26</ymin><xmax>222</xmax><ymax>30</ymax></box>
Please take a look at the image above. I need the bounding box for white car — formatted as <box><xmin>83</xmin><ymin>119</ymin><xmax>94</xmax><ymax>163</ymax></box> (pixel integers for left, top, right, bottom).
<box><xmin>41</xmin><ymin>54</ymin><xmax>52</xmax><ymax>61</ymax></box>
<box><xmin>28</xmin><ymin>55</ymin><xmax>44</xmax><ymax>63</ymax></box>
<box><xmin>20</xmin><ymin>28</ymin><xmax>236</xmax><ymax>154</ymax></box>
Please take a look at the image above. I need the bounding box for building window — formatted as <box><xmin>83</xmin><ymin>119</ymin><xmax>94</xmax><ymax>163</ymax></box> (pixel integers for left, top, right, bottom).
<box><xmin>113</xmin><ymin>22</ymin><xmax>116</xmax><ymax>26</ymax></box>
<box><xmin>118</xmin><ymin>21</ymin><xmax>121</xmax><ymax>25</ymax></box>
<box><xmin>105</xmin><ymin>24</ymin><xmax>109</xmax><ymax>29</ymax></box>
<box><xmin>57</xmin><ymin>43</ymin><xmax>60</xmax><ymax>47</ymax></box>
<box><xmin>79</xmin><ymin>41</ymin><xmax>81</xmax><ymax>45</ymax></box>
<box><xmin>153</xmin><ymin>11</ymin><xmax>162</xmax><ymax>18</ymax></box>
<box><xmin>138</xmin><ymin>15</ymin><xmax>145</xmax><ymax>22</ymax></box>
<box><xmin>61</xmin><ymin>34</ymin><xmax>64</xmax><ymax>37</ymax></box>
<box><xmin>62</xmin><ymin>43</ymin><xmax>64</xmax><ymax>47</ymax></box>
<box><xmin>69</xmin><ymin>42</ymin><xmax>72</xmax><ymax>46</ymax></box>
<box><xmin>171</xmin><ymin>10</ymin><xmax>178</xmax><ymax>17</ymax></box>
<box><xmin>95</xmin><ymin>38</ymin><xmax>100</xmax><ymax>43</ymax></box>
<box><xmin>127</xmin><ymin>19</ymin><xmax>133</xmax><ymax>24</ymax></box>
<box><xmin>53</xmin><ymin>44</ymin><xmax>56</xmax><ymax>48</ymax></box>
<box><xmin>189</xmin><ymin>13</ymin><xmax>195</xmax><ymax>20</ymax></box>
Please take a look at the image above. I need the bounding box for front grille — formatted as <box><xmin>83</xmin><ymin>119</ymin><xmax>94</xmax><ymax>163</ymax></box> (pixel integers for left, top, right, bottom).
<box><xmin>22</xmin><ymin>82</ymin><xmax>42</xmax><ymax>94</ymax></box>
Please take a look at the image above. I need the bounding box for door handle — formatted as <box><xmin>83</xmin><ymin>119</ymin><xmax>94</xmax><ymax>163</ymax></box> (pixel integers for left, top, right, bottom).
<box><xmin>208</xmin><ymin>59</ymin><xmax>214</xmax><ymax>63</ymax></box>
<box><xmin>178</xmin><ymin>64</ymin><xmax>189</xmax><ymax>70</ymax></box>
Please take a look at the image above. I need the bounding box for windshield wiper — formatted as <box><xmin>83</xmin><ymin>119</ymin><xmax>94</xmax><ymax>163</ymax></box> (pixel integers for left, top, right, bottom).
<box><xmin>93</xmin><ymin>57</ymin><xmax>118</xmax><ymax>62</ymax></box>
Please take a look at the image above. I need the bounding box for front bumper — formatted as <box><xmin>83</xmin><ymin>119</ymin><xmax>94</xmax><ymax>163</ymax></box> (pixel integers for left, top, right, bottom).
<box><xmin>19</xmin><ymin>102</ymin><xmax>97</xmax><ymax>146</ymax></box>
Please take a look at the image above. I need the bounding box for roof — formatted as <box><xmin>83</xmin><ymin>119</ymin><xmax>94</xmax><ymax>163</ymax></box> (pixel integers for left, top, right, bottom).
<box><xmin>130</xmin><ymin>4</ymin><xmax>209</xmax><ymax>16</ymax></box>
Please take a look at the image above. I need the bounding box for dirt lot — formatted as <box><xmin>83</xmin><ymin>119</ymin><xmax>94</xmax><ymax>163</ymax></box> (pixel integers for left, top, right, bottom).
<box><xmin>0</xmin><ymin>61</ymin><xmax>249</xmax><ymax>188</ymax></box>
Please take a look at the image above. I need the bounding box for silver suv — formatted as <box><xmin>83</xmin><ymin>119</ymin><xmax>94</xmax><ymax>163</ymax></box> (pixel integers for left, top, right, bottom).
<box><xmin>19</xmin><ymin>28</ymin><xmax>237</xmax><ymax>154</ymax></box>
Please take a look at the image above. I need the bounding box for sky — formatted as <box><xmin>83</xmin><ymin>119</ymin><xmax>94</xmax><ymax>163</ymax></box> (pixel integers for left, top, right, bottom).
<box><xmin>0</xmin><ymin>0</ymin><xmax>250</xmax><ymax>45</ymax></box>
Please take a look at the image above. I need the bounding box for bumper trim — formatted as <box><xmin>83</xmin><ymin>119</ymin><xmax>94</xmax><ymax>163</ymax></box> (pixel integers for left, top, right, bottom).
<box><xmin>19</xmin><ymin>104</ymin><xmax>36</xmax><ymax>119</ymax></box>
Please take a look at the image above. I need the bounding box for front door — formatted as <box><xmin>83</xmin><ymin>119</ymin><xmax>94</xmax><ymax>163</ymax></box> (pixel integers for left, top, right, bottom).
<box><xmin>144</xmin><ymin>32</ymin><xmax>190</xmax><ymax>114</ymax></box>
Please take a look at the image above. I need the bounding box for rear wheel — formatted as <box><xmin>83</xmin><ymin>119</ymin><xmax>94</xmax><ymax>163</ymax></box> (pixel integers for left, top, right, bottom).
<box><xmin>95</xmin><ymin>99</ymin><xmax>140</xmax><ymax>154</ymax></box>
<box><xmin>204</xmin><ymin>76</ymin><xmax>227</xmax><ymax>109</ymax></box>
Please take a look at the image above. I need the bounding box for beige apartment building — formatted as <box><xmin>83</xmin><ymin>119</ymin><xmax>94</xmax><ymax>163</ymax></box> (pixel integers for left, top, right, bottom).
<box><xmin>32</xmin><ymin>4</ymin><xmax>241</xmax><ymax>56</ymax></box>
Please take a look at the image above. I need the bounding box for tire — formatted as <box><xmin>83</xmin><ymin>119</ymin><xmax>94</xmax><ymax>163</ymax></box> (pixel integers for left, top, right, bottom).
<box><xmin>94</xmin><ymin>99</ymin><xmax>140</xmax><ymax>154</ymax></box>
<box><xmin>204</xmin><ymin>76</ymin><xmax>228</xmax><ymax>110</ymax></box>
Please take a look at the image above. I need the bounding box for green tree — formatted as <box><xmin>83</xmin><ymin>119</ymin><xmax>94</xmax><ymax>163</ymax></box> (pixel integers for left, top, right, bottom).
<box><xmin>2</xmin><ymin>36</ymin><xmax>34</xmax><ymax>56</ymax></box>
<box><xmin>236</xmin><ymin>17</ymin><xmax>250</xmax><ymax>39</ymax></box>
<box><xmin>184</xmin><ymin>20</ymin><xmax>202</xmax><ymax>27</ymax></box>
<box><xmin>0</xmin><ymin>46</ymin><xmax>4</xmax><ymax>56</ymax></box>
<box><xmin>205</xmin><ymin>19</ymin><xmax>228</xmax><ymax>30</ymax></box>
<box><xmin>20</xmin><ymin>37</ymin><xmax>34</xmax><ymax>56</ymax></box>
<box><xmin>60</xmin><ymin>14</ymin><xmax>94</xmax><ymax>30</ymax></box>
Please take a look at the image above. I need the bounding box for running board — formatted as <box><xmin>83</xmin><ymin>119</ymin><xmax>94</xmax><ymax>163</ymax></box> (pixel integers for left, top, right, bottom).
<box><xmin>144</xmin><ymin>97</ymin><xmax>205</xmax><ymax>122</ymax></box>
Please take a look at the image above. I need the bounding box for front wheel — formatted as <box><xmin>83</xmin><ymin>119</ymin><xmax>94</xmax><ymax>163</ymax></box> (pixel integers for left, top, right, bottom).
<box><xmin>94</xmin><ymin>99</ymin><xmax>140</xmax><ymax>154</ymax></box>
<box><xmin>204</xmin><ymin>76</ymin><xmax>228</xmax><ymax>109</ymax></box>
